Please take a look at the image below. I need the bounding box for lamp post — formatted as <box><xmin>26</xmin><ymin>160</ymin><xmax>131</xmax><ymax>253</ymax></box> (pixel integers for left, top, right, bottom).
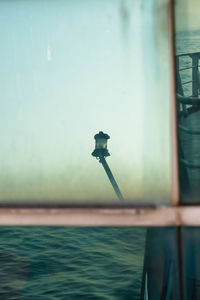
<box><xmin>92</xmin><ymin>131</ymin><xmax>124</xmax><ymax>203</ymax></box>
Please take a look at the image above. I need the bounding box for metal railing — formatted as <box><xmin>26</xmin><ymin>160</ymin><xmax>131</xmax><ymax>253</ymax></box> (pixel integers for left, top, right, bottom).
<box><xmin>176</xmin><ymin>52</ymin><xmax>200</xmax><ymax>102</ymax></box>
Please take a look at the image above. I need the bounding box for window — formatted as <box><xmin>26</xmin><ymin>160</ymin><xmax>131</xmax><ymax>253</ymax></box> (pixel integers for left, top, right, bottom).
<box><xmin>0</xmin><ymin>0</ymin><xmax>200</xmax><ymax>299</ymax></box>
<box><xmin>0</xmin><ymin>0</ymin><xmax>172</xmax><ymax>205</ymax></box>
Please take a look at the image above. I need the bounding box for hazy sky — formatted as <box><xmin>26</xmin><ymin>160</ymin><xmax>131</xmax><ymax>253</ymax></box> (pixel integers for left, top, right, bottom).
<box><xmin>175</xmin><ymin>0</ymin><xmax>200</xmax><ymax>31</ymax></box>
<box><xmin>0</xmin><ymin>0</ymin><xmax>172</xmax><ymax>204</ymax></box>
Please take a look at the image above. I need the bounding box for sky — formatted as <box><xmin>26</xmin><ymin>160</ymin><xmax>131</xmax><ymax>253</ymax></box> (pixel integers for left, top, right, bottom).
<box><xmin>175</xmin><ymin>0</ymin><xmax>200</xmax><ymax>31</ymax></box>
<box><xmin>0</xmin><ymin>0</ymin><xmax>172</xmax><ymax>204</ymax></box>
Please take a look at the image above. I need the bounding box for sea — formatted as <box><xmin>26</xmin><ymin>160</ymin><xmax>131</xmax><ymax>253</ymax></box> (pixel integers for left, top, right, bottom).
<box><xmin>0</xmin><ymin>227</ymin><xmax>146</xmax><ymax>299</ymax></box>
<box><xmin>176</xmin><ymin>29</ymin><xmax>200</xmax><ymax>55</ymax></box>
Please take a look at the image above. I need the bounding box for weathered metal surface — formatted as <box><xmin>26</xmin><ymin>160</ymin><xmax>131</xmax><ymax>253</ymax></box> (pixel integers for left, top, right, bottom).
<box><xmin>170</xmin><ymin>3</ymin><xmax>179</xmax><ymax>206</ymax></box>
<box><xmin>0</xmin><ymin>206</ymin><xmax>198</xmax><ymax>226</ymax></box>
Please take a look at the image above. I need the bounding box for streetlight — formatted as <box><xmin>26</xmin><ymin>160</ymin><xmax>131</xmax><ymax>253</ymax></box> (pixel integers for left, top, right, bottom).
<box><xmin>92</xmin><ymin>131</ymin><xmax>124</xmax><ymax>203</ymax></box>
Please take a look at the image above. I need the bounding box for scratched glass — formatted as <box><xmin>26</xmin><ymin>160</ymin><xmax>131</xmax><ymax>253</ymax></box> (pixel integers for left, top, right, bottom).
<box><xmin>0</xmin><ymin>0</ymin><xmax>172</xmax><ymax>205</ymax></box>
<box><xmin>175</xmin><ymin>0</ymin><xmax>200</xmax><ymax>204</ymax></box>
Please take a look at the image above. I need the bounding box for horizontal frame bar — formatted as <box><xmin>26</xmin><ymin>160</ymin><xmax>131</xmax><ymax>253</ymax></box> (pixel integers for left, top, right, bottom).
<box><xmin>0</xmin><ymin>206</ymin><xmax>199</xmax><ymax>226</ymax></box>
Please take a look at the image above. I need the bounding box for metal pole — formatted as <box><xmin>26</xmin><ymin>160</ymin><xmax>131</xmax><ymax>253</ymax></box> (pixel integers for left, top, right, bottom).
<box><xmin>99</xmin><ymin>155</ymin><xmax>124</xmax><ymax>203</ymax></box>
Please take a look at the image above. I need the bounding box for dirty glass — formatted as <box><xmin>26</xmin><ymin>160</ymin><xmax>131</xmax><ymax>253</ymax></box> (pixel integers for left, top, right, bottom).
<box><xmin>174</xmin><ymin>0</ymin><xmax>200</xmax><ymax>203</ymax></box>
<box><xmin>0</xmin><ymin>226</ymin><xmax>181</xmax><ymax>300</ymax></box>
<box><xmin>0</xmin><ymin>0</ymin><xmax>172</xmax><ymax>205</ymax></box>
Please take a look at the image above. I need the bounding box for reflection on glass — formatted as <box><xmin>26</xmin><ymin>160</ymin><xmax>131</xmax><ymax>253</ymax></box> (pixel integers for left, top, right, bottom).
<box><xmin>182</xmin><ymin>227</ymin><xmax>200</xmax><ymax>300</ymax></box>
<box><xmin>0</xmin><ymin>0</ymin><xmax>172</xmax><ymax>204</ymax></box>
<box><xmin>175</xmin><ymin>0</ymin><xmax>200</xmax><ymax>203</ymax></box>
<box><xmin>0</xmin><ymin>227</ymin><xmax>146</xmax><ymax>299</ymax></box>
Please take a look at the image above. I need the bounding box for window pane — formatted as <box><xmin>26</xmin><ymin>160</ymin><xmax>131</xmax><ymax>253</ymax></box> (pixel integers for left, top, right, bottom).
<box><xmin>175</xmin><ymin>0</ymin><xmax>200</xmax><ymax>203</ymax></box>
<box><xmin>0</xmin><ymin>0</ymin><xmax>172</xmax><ymax>205</ymax></box>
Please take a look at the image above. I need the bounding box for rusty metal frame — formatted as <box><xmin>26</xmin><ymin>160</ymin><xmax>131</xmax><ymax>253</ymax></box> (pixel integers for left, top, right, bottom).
<box><xmin>170</xmin><ymin>0</ymin><xmax>180</xmax><ymax>207</ymax></box>
<box><xmin>0</xmin><ymin>206</ymin><xmax>198</xmax><ymax>226</ymax></box>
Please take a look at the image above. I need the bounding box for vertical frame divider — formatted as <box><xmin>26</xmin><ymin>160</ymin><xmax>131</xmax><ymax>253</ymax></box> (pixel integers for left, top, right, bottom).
<box><xmin>170</xmin><ymin>0</ymin><xmax>180</xmax><ymax>206</ymax></box>
<box><xmin>177</xmin><ymin>226</ymin><xmax>184</xmax><ymax>300</ymax></box>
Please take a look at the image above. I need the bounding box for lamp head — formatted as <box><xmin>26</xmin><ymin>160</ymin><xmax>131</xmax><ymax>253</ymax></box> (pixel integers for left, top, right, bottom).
<box><xmin>92</xmin><ymin>131</ymin><xmax>110</xmax><ymax>158</ymax></box>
